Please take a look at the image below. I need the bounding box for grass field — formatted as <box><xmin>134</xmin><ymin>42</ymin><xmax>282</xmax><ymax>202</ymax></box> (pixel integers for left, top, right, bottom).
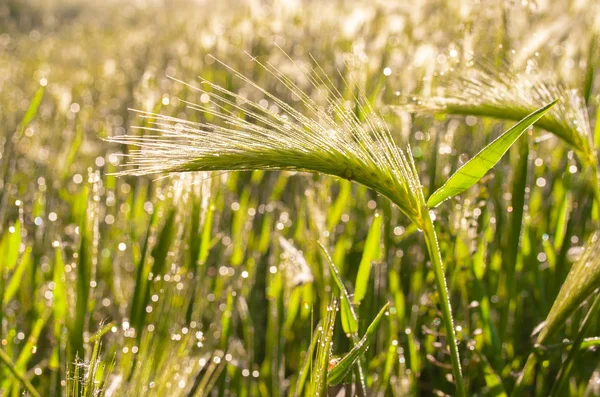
<box><xmin>1</xmin><ymin>0</ymin><xmax>600</xmax><ymax>396</ymax></box>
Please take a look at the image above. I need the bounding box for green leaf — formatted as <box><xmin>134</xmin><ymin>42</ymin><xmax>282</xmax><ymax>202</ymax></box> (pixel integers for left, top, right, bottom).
<box><xmin>512</xmin><ymin>230</ymin><xmax>600</xmax><ymax>396</ymax></box>
<box><xmin>580</xmin><ymin>336</ymin><xmax>600</xmax><ymax>349</ymax></box>
<box><xmin>595</xmin><ymin>103</ymin><xmax>600</xmax><ymax>150</ymax></box>
<box><xmin>319</xmin><ymin>242</ymin><xmax>358</xmax><ymax>334</ymax></box>
<box><xmin>219</xmin><ymin>290</ymin><xmax>235</xmax><ymax>349</ymax></box>
<box><xmin>73</xmin><ymin>356</ymin><xmax>80</xmax><ymax>397</ymax></box>
<box><xmin>1</xmin><ymin>220</ymin><xmax>21</xmax><ymax>271</ymax></box>
<box><xmin>427</xmin><ymin>100</ymin><xmax>558</xmax><ymax>208</ymax></box>
<box><xmin>52</xmin><ymin>245</ymin><xmax>67</xmax><ymax>358</ymax></box>
<box><xmin>12</xmin><ymin>308</ymin><xmax>52</xmax><ymax>377</ymax></box>
<box><xmin>327</xmin><ymin>180</ymin><xmax>352</xmax><ymax>230</ymax></box>
<box><xmin>583</xmin><ymin>34</ymin><xmax>597</xmax><ymax>104</ymax></box>
<box><xmin>129</xmin><ymin>205</ymin><xmax>159</xmax><ymax>332</ymax></box>
<box><xmin>195</xmin><ymin>351</ymin><xmax>227</xmax><ymax>397</ymax></box>
<box><xmin>310</xmin><ymin>299</ymin><xmax>337</xmax><ymax>396</ymax></box>
<box><xmin>16</xmin><ymin>86</ymin><xmax>45</xmax><ymax>139</ymax></box>
<box><xmin>0</xmin><ymin>349</ymin><xmax>41</xmax><ymax>397</ymax></box>
<box><xmin>294</xmin><ymin>321</ymin><xmax>321</xmax><ymax>397</ymax></box>
<box><xmin>339</xmin><ymin>293</ymin><xmax>357</xmax><ymax>335</ymax></box>
<box><xmin>553</xmin><ymin>189</ymin><xmax>570</xmax><ymax>251</ymax></box>
<box><xmin>71</xmin><ymin>186</ymin><xmax>90</xmax><ymax>359</ymax></box>
<box><xmin>328</xmin><ymin>302</ymin><xmax>389</xmax><ymax>385</ymax></box>
<box><xmin>549</xmin><ymin>295</ymin><xmax>600</xmax><ymax>397</ymax></box>
<box><xmin>478</xmin><ymin>352</ymin><xmax>508</xmax><ymax>397</ymax></box>
<box><xmin>133</xmin><ymin>206</ymin><xmax>177</xmax><ymax>336</ymax></box>
<box><xmin>536</xmin><ymin>230</ymin><xmax>600</xmax><ymax>344</ymax></box>
<box><xmin>353</xmin><ymin>213</ymin><xmax>382</xmax><ymax>304</ymax></box>
<box><xmin>83</xmin><ymin>347</ymin><xmax>99</xmax><ymax>397</ymax></box>
<box><xmin>2</xmin><ymin>247</ymin><xmax>31</xmax><ymax>304</ymax></box>
<box><xmin>199</xmin><ymin>189</ymin><xmax>218</xmax><ymax>263</ymax></box>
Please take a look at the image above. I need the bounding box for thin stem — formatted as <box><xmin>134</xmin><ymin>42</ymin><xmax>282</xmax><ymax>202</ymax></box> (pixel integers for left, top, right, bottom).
<box><xmin>500</xmin><ymin>135</ymin><xmax>529</xmax><ymax>342</ymax></box>
<box><xmin>512</xmin><ymin>296</ymin><xmax>600</xmax><ymax>397</ymax></box>
<box><xmin>549</xmin><ymin>295</ymin><xmax>600</xmax><ymax>397</ymax></box>
<box><xmin>588</xmin><ymin>164</ymin><xmax>600</xmax><ymax>219</ymax></box>
<box><xmin>420</xmin><ymin>209</ymin><xmax>466</xmax><ymax>397</ymax></box>
<box><xmin>0</xmin><ymin>348</ymin><xmax>42</xmax><ymax>397</ymax></box>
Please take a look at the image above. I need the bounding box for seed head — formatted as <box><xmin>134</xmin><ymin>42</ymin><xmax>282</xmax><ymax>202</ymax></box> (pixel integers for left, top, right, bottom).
<box><xmin>110</xmin><ymin>52</ymin><xmax>426</xmax><ymax>224</ymax></box>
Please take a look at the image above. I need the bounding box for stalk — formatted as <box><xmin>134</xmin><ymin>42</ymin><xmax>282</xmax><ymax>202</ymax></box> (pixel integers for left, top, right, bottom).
<box><xmin>510</xmin><ymin>343</ymin><xmax>537</xmax><ymax>397</ymax></box>
<box><xmin>512</xmin><ymin>272</ymin><xmax>600</xmax><ymax>396</ymax></box>
<box><xmin>420</xmin><ymin>207</ymin><xmax>466</xmax><ymax>397</ymax></box>
<box><xmin>588</xmin><ymin>164</ymin><xmax>600</xmax><ymax>219</ymax></box>
<box><xmin>511</xmin><ymin>296</ymin><xmax>600</xmax><ymax>397</ymax></box>
<box><xmin>500</xmin><ymin>135</ymin><xmax>529</xmax><ymax>341</ymax></box>
<box><xmin>0</xmin><ymin>348</ymin><xmax>41</xmax><ymax>397</ymax></box>
<box><xmin>549</xmin><ymin>294</ymin><xmax>600</xmax><ymax>397</ymax></box>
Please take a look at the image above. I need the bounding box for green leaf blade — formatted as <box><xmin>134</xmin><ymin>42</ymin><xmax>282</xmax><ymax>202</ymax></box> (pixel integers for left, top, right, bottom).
<box><xmin>17</xmin><ymin>86</ymin><xmax>45</xmax><ymax>139</ymax></box>
<box><xmin>320</xmin><ymin>242</ymin><xmax>359</xmax><ymax>334</ymax></box>
<box><xmin>310</xmin><ymin>299</ymin><xmax>338</xmax><ymax>396</ymax></box>
<box><xmin>353</xmin><ymin>213</ymin><xmax>382</xmax><ymax>304</ymax></box>
<box><xmin>427</xmin><ymin>99</ymin><xmax>558</xmax><ymax>208</ymax></box>
<box><xmin>478</xmin><ymin>352</ymin><xmax>508</xmax><ymax>397</ymax></box>
<box><xmin>328</xmin><ymin>302</ymin><xmax>389</xmax><ymax>385</ymax></box>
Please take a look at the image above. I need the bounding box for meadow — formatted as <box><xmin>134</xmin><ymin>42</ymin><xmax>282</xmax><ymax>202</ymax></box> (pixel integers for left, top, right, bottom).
<box><xmin>0</xmin><ymin>0</ymin><xmax>599</xmax><ymax>396</ymax></box>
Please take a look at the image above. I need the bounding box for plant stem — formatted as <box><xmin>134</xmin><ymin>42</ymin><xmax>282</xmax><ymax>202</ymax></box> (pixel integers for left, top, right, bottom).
<box><xmin>500</xmin><ymin>135</ymin><xmax>529</xmax><ymax>342</ymax></box>
<box><xmin>420</xmin><ymin>208</ymin><xmax>466</xmax><ymax>397</ymax></box>
<box><xmin>588</xmin><ymin>164</ymin><xmax>600</xmax><ymax>220</ymax></box>
<box><xmin>511</xmin><ymin>296</ymin><xmax>600</xmax><ymax>397</ymax></box>
<box><xmin>549</xmin><ymin>294</ymin><xmax>600</xmax><ymax>397</ymax></box>
<box><xmin>0</xmin><ymin>348</ymin><xmax>41</xmax><ymax>397</ymax></box>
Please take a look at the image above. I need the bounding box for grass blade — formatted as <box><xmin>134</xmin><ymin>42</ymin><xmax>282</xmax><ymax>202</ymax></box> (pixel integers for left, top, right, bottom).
<box><xmin>549</xmin><ymin>295</ymin><xmax>600</xmax><ymax>397</ymax></box>
<box><xmin>1</xmin><ymin>220</ymin><xmax>21</xmax><ymax>271</ymax></box>
<box><xmin>499</xmin><ymin>133</ymin><xmax>529</xmax><ymax>341</ymax></box>
<box><xmin>427</xmin><ymin>100</ymin><xmax>558</xmax><ymax>208</ymax></box>
<box><xmin>328</xmin><ymin>302</ymin><xmax>389</xmax><ymax>385</ymax></box>
<box><xmin>53</xmin><ymin>245</ymin><xmax>67</xmax><ymax>336</ymax></box>
<box><xmin>512</xmin><ymin>230</ymin><xmax>600</xmax><ymax>396</ymax></box>
<box><xmin>294</xmin><ymin>321</ymin><xmax>321</xmax><ymax>397</ymax></box>
<box><xmin>536</xmin><ymin>231</ymin><xmax>600</xmax><ymax>343</ymax></box>
<box><xmin>72</xmin><ymin>186</ymin><xmax>91</xmax><ymax>359</ymax></box>
<box><xmin>478</xmin><ymin>352</ymin><xmax>508</xmax><ymax>397</ymax></box>
<box><xmin>2</xmin><ymin>247</ymin><xmax>31</xmax><ymax>304</ymax></box>
<box><xmin>83</xmin><ymin>339</ymin><xmax>102</xmax><ymax>397</ymax></box>
<box><xmin>353</xmin><ymin>213</ymin><xmax>382</xmax><ymax>304</ymax></box>
<box><xmin>309</xmin><ymin>299</ymin><xmax>337</xmax><ymax>396</ymax></box>
<box><xmin>134</xmin><ymin>207</ymin><xmax>177</xmax><ymax>337</ymax></box>
<box><xmin>327</xmin><ymin>180</ymin><xmax>352</xmax><ymax>231</ymax></box>
<box><xmin>0</xmin><ymin>348</ymin><xmax>41</xmax><ymax>397</ymax></box>
<box><xmin>129</xmin><ymin>206</ymin><xmax>159</xmax><ymax>332</ymax></box>
<box><xmin>320</xmin><ymin>242</ymin><xmax>358</xmax><ymax>334</ymax></box>
<box><xmin>319</xmin><ymin>241</ymin><xmax>367</xmax><ymax>393</ymax></box>
<box><xmin>16</xmin><ymin>85</ymin><xmax>44</xmax><ymax>139</ymax></box>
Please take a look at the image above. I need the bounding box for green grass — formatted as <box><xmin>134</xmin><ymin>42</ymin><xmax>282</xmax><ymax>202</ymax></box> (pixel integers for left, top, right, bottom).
<box><xmin>1</xmin><ymin>1</ymin><xmax>600</xmax><ymax>396</ymax></box>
